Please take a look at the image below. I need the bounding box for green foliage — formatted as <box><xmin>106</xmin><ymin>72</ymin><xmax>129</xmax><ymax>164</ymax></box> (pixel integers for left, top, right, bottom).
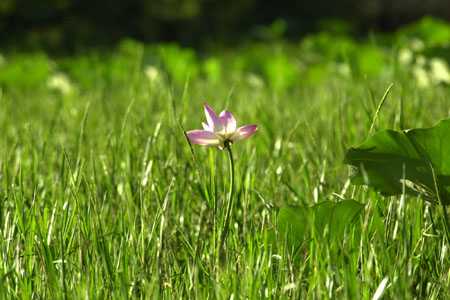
<box><xmin>0</xmin><ymin>53</ymin><xmax>52</xmax><ymax>88</ymax></box>
<box><xmin>156</xmin><ymin>44</ymin><xmax>199</xmax><ymax>84</ymax></box>
<box><xmin>345</xmin><ymin>119</ymin><xmax>450</xmax><ymax>204</ymax></box>
<box><xmin>202</xmin><ymin>57</ymin><xmax>222</xmax><ymax>83</ymax></box>
<box><xmin>255</xmin><ymin>19</ymin><xmax>288</xmax><ymax>40</ymax></box>
<box><xmin>0</xmin><ymin>0</ymin><xmax>14</xmax><ymax>14</ymax></box>
<box><xmin>300</xmin><ymin>33</ymin><xmax>356</xmax><ymax>62</ymax></box>
<box><xmin>261</xmin><ymin>51</ymin><xmax>299</xmax><ymax>90</ymax></box>
<box><xmin>398</xmin><ymin>17</ymin><xmax>450</xmax><ymax>47</ymax></box>
<box><xmin>278</xmin><ymin>200</ymin><xmax>364</xmax><ymax>249</ymax></box>
<box><xmin>354</xmin><ymin>45</ymin><xmax>386</xmax><ymax>76</ymax></box>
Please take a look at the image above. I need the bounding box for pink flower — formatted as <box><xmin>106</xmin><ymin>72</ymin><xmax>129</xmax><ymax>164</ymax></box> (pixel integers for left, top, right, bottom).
<box><xmin>186</xmin><ymin>103</ymin><xmax>258</xmax><ymax>149</ymax></box>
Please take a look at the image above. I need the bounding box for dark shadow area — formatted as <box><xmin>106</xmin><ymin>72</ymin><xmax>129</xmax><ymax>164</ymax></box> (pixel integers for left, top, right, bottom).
<box><xmin>1</xmin><ymin>0</ymin><xmax>450</xmax><ymax>53</ymax></box>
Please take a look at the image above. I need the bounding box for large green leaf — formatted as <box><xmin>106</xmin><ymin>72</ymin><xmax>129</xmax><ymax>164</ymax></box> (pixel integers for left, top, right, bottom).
<box><xmin>345</xmin><ymin>119</ymin><xmax>450</xmax><ymax>204</ymax></box>
<box><xmin>314</xmin><ymin>199</ymin><xmax>364</xmax><ymax>237</ymax></box>
<box><xmin>278</xmin><ymin>200</ymin><xmax>364</xmax><ymax>249</ymax></box>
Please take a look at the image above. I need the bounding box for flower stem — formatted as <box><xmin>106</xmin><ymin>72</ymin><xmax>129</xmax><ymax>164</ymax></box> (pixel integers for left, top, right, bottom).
<box><xmin>220</xmin><ymin>143</ymin><xmax>235</xmax><ymax>251</ymax></box>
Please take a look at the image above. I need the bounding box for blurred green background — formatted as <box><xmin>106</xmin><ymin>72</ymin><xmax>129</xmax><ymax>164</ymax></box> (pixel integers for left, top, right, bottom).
<box><xmin>1</xmin><ymin>0</ymin><xmax>450</xmax><ymax>51</ymax></box>
<box><xmin>0</xmin><ymin>1</ymin><xmax>449</xmax><ymax>97</ymax></box>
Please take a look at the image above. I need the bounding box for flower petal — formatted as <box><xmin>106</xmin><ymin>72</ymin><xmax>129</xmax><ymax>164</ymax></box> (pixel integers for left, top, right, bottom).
<box><xmin>202</xmin><ymin>122</ymin><xmax>211</xmax><ymax>131</ymax></box>
<box><xmin>204</xmin><ymin>103</ymin><xmax>222</xmax><ymax>131</ymax></box>
<box><xmin>186</xmin><ymin>130</ymin><xmax>220</xmax><ymax>146</ymax></box>
<box><xmin>231</xmin><ymin>124</ymin><xmax>258</xmax><ymax>141</ymax></box>
<box><xmin>219</xmin><ymin>111</ymin><xmax>237</xmax><ymax>134</ymax></box>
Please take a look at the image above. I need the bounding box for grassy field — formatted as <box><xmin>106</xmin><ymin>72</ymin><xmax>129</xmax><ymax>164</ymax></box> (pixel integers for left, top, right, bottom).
<box><xmin>0</xmin><ymin>18</ymin><xmax>449</xmax><ymax>299</ymax></box>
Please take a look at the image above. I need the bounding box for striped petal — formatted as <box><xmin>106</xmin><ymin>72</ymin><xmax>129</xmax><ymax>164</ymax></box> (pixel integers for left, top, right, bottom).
<box><xmin>231</xmin><ymin>124</ymin><xmax>258</xmax><ymax>141</ymax></box>
<box><xmin>186</xmin><ymin>130</ymin><xmax>220</xmax><ymax>146</ymax></box>
<box><xmin>204</xmin><ymin>103</ymin><xmax>222</xmax><ymax>131</ymax></box>
<box><xmin>219</xmin><ymin>111</ymin><xmax>237</xmax><ymax>134</ymax></box>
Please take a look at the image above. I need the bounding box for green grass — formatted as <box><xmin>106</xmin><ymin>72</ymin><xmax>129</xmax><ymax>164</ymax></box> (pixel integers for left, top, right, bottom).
<box><xmin>0</xmin><ymin>22</ymin><xmax>450</xmax><ymax>298</ymax></box>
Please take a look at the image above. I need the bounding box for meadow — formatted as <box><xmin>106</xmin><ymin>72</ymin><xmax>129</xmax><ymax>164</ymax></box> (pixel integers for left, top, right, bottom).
<box><xmin>0</xmin><ymin>17</ymin><xmax>449</xmax><ymax>298</ymax></box>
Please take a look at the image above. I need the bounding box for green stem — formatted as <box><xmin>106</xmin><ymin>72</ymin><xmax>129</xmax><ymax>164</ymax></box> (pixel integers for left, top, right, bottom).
<box><xmin>429</xmin><ymin>162</ymin><xmax>450</xmax><ymax>246</ymax></box>
<box><xmin>220</xmin><ymin>143</ymin><xmax>235</xmax><ymax>251</ymax></box>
